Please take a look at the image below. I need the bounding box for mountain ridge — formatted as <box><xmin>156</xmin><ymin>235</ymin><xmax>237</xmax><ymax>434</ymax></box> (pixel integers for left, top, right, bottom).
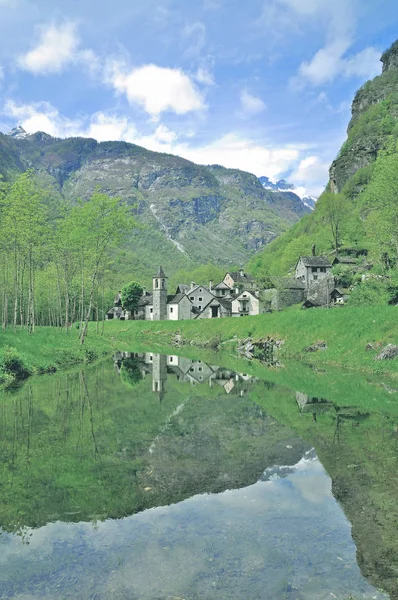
<box><xmin>0</xmin><ymin>129</ymin><xmax>310</xmax><ymax>282</ymax></box>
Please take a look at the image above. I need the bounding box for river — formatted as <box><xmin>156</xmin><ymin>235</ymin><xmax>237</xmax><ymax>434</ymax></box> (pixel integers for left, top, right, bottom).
<box><xmin>0</xmin><ymin>349</ymin><xmax>397</xmax><ymax>599</ymax></box>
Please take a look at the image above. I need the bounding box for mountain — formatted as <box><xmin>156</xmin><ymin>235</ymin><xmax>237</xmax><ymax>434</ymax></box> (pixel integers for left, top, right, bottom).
<box><xmin>0</xmin><ymin>131</ymin><xmax>310</xmax><ymax>283</ymax></box>
<box><xmin>249</xmin><ymin>39</ymin><xmax>398</xmax><ymax>277</ymax></box>
<box><xmin>259</xmin><ymin>175</ymin><xmax>317</xmax><ymax>211</ymax></box>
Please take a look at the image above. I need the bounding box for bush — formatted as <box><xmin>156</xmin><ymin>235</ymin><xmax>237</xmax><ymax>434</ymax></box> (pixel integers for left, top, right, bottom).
<box><xmin>348</xmin><ymin>279</ymin><xmax>390</xmax><ymax>306</ymax></box>
<box><xmin>0</xmin><ymin>346</ymin><xmax>31</xmax><ymax>379</ymax></box>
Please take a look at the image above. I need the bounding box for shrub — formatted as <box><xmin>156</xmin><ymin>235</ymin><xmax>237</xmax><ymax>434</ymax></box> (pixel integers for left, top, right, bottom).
<box><xmin>0</xmin><ymin>346</ymin><xmax>31</xmax><ymax>379</ymax></box>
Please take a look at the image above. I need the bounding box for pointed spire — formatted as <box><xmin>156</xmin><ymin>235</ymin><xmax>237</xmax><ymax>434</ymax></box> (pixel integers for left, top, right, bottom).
<box><xmin>156</xmin><ymin>266</ymin><xmax>166</xmax><ymax>278</ymax></box>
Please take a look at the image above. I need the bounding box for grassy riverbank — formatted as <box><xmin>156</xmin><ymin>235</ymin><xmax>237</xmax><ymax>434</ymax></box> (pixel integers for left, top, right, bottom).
<box><xmin>0</xmin><ymin>327</ymin><xmax>115</xmax><ymax>387</ymax></box>
<box><xmin>1</xmin><ymin>305</ymin><xmax>398</xmax><ymax>387</ymax></box>
<box><xmin>104</xmin><ymin>306</ymin><xmax>398</xmax><ymax>376</ymax></box>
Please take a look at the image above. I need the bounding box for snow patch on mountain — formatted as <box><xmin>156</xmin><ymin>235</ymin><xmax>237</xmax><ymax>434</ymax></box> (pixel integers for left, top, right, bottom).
<box><xmin>259</xmin><ymin>176</ymin><xmax>317</xmax><ymax>210</ymax></box>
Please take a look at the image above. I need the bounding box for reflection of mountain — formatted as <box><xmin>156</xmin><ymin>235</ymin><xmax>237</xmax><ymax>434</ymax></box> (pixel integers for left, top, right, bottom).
<box><xmin>251</xmin><ymin>383</ymin><xmax>397</xmax><ymax>600</ymax></box>
<box><xmin>0</xmin><ymin>355</ymin><xmax>309</xmax><ymax>534</ymax></box>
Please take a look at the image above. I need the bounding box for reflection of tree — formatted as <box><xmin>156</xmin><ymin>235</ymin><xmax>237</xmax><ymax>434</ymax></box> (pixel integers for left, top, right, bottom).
<box><xmin>120</xmin><ymin>357</ymin><xmax>142</xmax><ymax>388</ymax></box>
<box><xmin>79</xmin><ymin>372</ymin><xmax>101</xmax><ymax>461</ymax></box>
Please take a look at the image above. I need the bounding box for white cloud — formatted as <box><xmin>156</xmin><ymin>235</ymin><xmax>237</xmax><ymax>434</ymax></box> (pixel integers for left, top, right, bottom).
<box><xmin>260</xmin><ymin>0</ymin><xmax>381</xmax><ymax>88</ymax></box>
<box><xmin>18</xmin><ymin>22</ymin><xmax>80</xmax><ymax>75</ymax></box>
<box><xmin>195</xmin><ymin>66</ymin><xmax>215</xmax><ymax>86</ymax></box>
<box><xmin>174</xmin><ymin>133</ymin><xmax>300</xmax><ymax>180</ymax></box>
<box><xmin>240</xmin><ymin>90</ymin><xmax>266</xmax><ymax>117</ymax></box>
<box><xmin>292</xmin><ymin>41</ymin><xmax>381</xmax><ymax>88</ymax></box>
<box><xmin>290</xmin><ymin>155</ymin><xmax>329</xmax><ymax>197</ymax></box>
<box><xmin>181</xmin><ymin>22</ymin><xmax>206</xmax><ymax>58</ymax></box>
<box><xmin>108</xmin><ymin>62</ymin><xmax>205</xmax><ymax>118</ymax></box>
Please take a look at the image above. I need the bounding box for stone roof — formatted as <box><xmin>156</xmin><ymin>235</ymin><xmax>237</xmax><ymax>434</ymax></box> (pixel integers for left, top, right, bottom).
<box><xmin>175</xmin><ymin>284</ymin><xmax>190</xmax><ymax>294</ymax></box>
<box><xmin>167</xmin><ymin>293</ymin><xmax>188</xmax><ymax>304</ymax></box>
<box><xmin>155</xmin><ymin>265</ymin><xmax>167</xmax><ymax>278</ymax></box>
<box><xmin>332</xmin><ymin>255</ymin><xmax>358</xmax><ymax>265</ymax></box>
<box><xmin>297</xmin><ymin>256</ymin><xmax>332</xmax><ymax>268</ymax></box>
<box><xmin>272</xmin><ymin>277</ymin><xmax>306</xmax><ymax>290</ymax></box>
<box><xmin>213</xmin><ymin>281</ymin><xmax>231</xmax><ymax>289</ymax></box>
<box><xmin>137</xmin><ymin>293</ymin><xmax>153</xmax><ymax>307</ymax></box>
<box><xmin>227</xmin><ymin>271</ymin><xmax>255</xmax><ymax>283</ymax></box>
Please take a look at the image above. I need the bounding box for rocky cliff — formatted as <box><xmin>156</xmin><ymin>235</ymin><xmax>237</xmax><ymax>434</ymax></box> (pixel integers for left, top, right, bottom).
<box><xmin>249</xmin><ymin>38</ymin><xmax>398</xmax><ymax>277</ymax></box>
<box><xmin>0</xmin><ymin>131</ymin><xmax>309</xmax><ymax>279</ymax></box>
<box><xmin>330</xmin><ymin>39</ymin><xmax>398</xmax><ymax>194</ymax></box>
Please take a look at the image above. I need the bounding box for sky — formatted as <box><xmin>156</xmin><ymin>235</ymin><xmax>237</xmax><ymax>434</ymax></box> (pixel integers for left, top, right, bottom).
<box><xmin>0</xmin><ymin>0</ymin><xmax>397</xmax><ymax>197</ymax></box>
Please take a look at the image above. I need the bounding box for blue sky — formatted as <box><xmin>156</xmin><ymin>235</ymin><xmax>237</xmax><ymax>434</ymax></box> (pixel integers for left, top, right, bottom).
<box><xmin>0</xmin><ymin>0</ymin><xmax>397</xmax><ymax>196</ymax></box>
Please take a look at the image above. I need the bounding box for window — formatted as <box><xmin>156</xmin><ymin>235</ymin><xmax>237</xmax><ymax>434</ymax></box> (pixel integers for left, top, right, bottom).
<box><xmin>155</xmin><ymin>279</ymin><xmax>159</xmax><ymax>287</ymax></box>
<box><xmin>320</xmin><ymin>267</ymin><xmax>326</xmax><ymax>273</ymax></box>
<box><xmin>198</xmin><ymin>297</ymin><xmax>203</xmax><ymax>302</ymax></box>
<box><xmin>199</xmin><ymin>288</ymin><xmax>202</xmax><ymax>292</ymax></box>
<box><xmin>190</xmin><ymin>296</ymin><xmax>194</xmax><ymax>300</ymax></box>
<box><xmin>198</xmin><ymin>367</ymin><xmax>202</xmax><ymax>372</ymax></box>
<box><xmin>149</xmin><ymin>356</ymin><xmax>153</xmax><ymax>361</ymax></box>
<box><xmin>243</xmin><ymin>294</ymin><xmax>247</xmax><ymax>298</ymax></box>
<box><xmin>170</xmin><ymin>307</ymin><xmax>173</xmax><ymax>313</ymax></box>
<box><xmin>150</xmin><ymin>308</ymin><xmax>153</xmax><ymax>313</ymax></box>
<box><xmin>313</xmin><ymin>275</ymin><xmax>318</xmax><ymax>280</ymax></box>
<box><xmin>198</xmin><ymin>305</ymin><xmax>202</xmax><ymax>310</ymax></box>
<box><xmin>222</xmin><ymin>289</ymin><xmax>226</xmax><ymax>295</ymax></box>
<box><xmin>311</xmin><ymin>267</ymin><xmax>317</xmax><ymax>273</ymax></box>
<box><xmin>170</xmin><ymin>357</ymin><xmax>173</xmax><ymax>362</ymax></box>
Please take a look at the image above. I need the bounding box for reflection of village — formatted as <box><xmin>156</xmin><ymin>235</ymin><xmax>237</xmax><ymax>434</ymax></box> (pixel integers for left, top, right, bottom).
<box><xmin>113</xmin><ymin>351</ymin><xmax>259</xmax><ymax>400</ymax></box>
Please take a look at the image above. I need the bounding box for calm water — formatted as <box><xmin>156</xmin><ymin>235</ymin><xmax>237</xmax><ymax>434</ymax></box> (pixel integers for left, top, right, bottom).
<box><xmin>0</xmin><ymin>350</ymin><xmax>397</xmax><ymax>599</ymax></box>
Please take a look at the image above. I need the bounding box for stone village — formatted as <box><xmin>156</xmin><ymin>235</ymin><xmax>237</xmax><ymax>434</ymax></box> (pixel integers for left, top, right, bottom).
<box><xmin>107</xmin><ymin>251</ymin><xmax>363</xmax><ymax>321</ymax></box>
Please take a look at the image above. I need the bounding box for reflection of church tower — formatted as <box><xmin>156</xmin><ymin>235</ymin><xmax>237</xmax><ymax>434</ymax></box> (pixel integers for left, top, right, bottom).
<box><xmin>153</xmin><ymin>266</ymin><xmax>168</xmax><ymax>321</ymax></box>
<box><xmin>152</xmin><ymin>353</ymin><xmax>167</xmax><ymax>402</ymax></box>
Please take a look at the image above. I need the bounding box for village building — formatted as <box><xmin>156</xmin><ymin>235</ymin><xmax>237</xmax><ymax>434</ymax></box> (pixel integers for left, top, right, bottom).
<box><xmin>295</xmin><ymin>256</ymin><xmax>333</xmax><ymax>290</ymax></box>
<box><xmin>195</xmin><ymin>296</ymin><xmax>232</xmax><ymax>319</ymax></box>
<box><xmin>212</xmin><ymin>281</ymin><xmax>232</xmax><ymax>298</ymax></box>
<box><xmin>186</xmin><ymin>283</ymin><xmax>215</xmax><ymax>313</ymax></box>
<box><xmin>231</xmin><ymin>290</ymin><xmax>265</xmax><ymax>317</ymax></box>
<box><xmin>223</xmin><ymin>270</ymin><xmax>257</xmax><ymax>293</ymax></box>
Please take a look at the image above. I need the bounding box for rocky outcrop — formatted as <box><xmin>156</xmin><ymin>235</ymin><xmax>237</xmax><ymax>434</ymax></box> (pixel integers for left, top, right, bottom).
<box><xmin>329</xmin><ymin>39</ymin><xmax>398</xmax><ymax>194</ymax></box>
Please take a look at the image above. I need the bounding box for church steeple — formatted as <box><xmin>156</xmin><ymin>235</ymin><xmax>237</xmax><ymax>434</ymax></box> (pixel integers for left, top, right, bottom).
<box><xmin>152</xmin><ymin>266</ymin><xmax>168</xmax><ymax>320</ymax></box>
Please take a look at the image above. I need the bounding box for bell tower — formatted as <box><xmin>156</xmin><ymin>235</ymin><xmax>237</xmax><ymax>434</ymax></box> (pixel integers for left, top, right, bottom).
<box><xmin>153</xmin><ymin>266</ymin><xmax>168</xmax><ymax>320</ymax></box>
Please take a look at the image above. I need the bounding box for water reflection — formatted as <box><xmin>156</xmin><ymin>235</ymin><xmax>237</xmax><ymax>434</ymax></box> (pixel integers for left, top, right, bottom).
<box><xmin>0</xmin><ymin>352</ymin><xmax>396</xmax><ymax>599</ymax></box>
<box><xmin>114</xmin><ymin>351</ymin><xmax>260</xmax><ymax>399</ymax></box>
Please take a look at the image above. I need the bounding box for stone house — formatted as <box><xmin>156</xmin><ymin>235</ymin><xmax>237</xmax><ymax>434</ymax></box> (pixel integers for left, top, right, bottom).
<box><xmin>231</xmin><ymin>290</ymin><xmax>264</xmax><ymax>317</ymax></box>
<box><xmin>166</xmin><ymin>293</ymin><xmax>193</xmax><ymax>320</ymax></box>
<box><xmin>196</xmin><ymin>297</ymin><xmax>232</xmax><ymax>319</ymax></box>
<box><xmin>295</xmin><ymin>256</ymin><xmax>333</xmax><ymax>290</ymax></box>
<box><xmin>212</xmin><ymin>281</ymin><xmax>232</xmax><ymax>298</ymax></box>
<box><xmin>223</xmin><ymin>269</ymin><xmax>257</xmax><ymax>293</ymax></box>
<box><xmin>186</xmin><ymin>283</ymin><xmax>214</xmax><ymax>313</ymax></box>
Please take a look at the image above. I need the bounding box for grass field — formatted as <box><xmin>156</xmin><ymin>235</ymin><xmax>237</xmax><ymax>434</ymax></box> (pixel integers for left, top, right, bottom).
<box><xmin>1</xmin><ymin>305</ymin><xmax>398</xmax><ymax>387</ymax></box>
<box><xmin>103</xmin><ymin>305</ymin><xmax>398</xmax><ymax>376</ymax></box>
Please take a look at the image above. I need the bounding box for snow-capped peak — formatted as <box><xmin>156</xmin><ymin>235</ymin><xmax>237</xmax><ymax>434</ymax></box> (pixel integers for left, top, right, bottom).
<box><xmin>259</xmin><ymin>175</ymin><xmax>317</xmax><ymax>210</ymax></box>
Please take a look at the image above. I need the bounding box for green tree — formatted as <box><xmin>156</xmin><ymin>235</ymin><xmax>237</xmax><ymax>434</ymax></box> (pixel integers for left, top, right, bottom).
<box><xmin>73</xmin><ymin>191</ymin><xmax>134</xmax><ymax>344</ymax></box>
<box><xmin>317</xmin><ymin>192</ymin><xmax>348</xmax><ymax>251</ymax></box>
<box><xmin>121</xmin><ymin>282</ymin><xmax>143</xmax><ymax>314</ymax></box>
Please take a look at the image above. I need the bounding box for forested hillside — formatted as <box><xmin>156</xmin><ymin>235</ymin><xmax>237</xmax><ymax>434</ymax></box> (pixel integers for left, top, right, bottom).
<box><xmin>249</xmin><ymin>38</ymin><xmax>398</xmax><ymax>307</ymax></box>
<box><xmin>0</xmin><ymin>129</ymin><xmax>309</xmax><ymax>285</ymax></box>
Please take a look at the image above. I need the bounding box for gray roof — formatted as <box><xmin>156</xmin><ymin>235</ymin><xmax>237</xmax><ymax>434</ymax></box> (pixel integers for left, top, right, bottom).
<box><xmin>176</xmin><ymin>284</ymin><xmax>190</xmax><ymax>294</ymax></box>
<box><xmin>271</xmin><ymin>277</ymin><xmax>306</xmax><ymax>290</ymax></box>
<box><xmin>227</xmin><ymin>271</ymin><xmax>255</xmax><ymax>283</ymax></box>
<box><xmin>213</xmin><ymin>281</ymin><xmax>231</xmax><ymax>289</ymax></box>
<box><xmin>167</xmin><ymin>293</ymin><xmax>188</xmax><ymax>304</ymax></box>
<box><xmin>332</xmin><ymin>255</ymin><xmax>358</xmax><ymax>265</ymax></box>
<box><xmin>155</xmin><ymin>265</ymin><xmax>167</xmax><ymax>278</ymax></box>
<box><xmin>137</xmin><ymin>293</ymin><xmax>153</xmax><ymax>307</ymax></box>
<box><xmin>298</xmin><ymin>256</ymin><xmax>332</xmax><ymax>268</ymax></box>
